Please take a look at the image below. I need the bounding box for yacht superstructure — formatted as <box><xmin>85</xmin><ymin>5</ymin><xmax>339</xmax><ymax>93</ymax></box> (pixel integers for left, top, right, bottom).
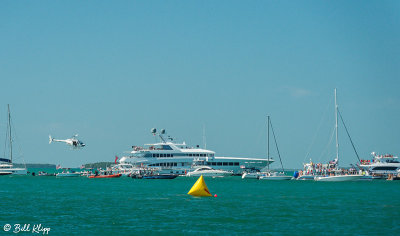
<box><xmin>118</xmin><ymin>129</ymin><xmax>273</xmax><ymax>175</ymax></box>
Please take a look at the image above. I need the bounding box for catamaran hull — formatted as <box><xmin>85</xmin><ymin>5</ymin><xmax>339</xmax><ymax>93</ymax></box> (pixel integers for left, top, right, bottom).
<box><xmin>0</xmin><ymin>168</ymin><xmax>27</xmax><ymax>175</ymax></box>
<box><xmin>315</xmin><ymin>175</ymin><xmax>363</xmax><ymax>182</ymax></box>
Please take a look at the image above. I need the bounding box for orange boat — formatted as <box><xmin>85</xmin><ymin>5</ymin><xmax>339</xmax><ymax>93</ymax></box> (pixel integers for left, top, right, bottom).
<box><xmin>89</xmin><ymin>173</ymin><xmax>122</xmax><ymax>179</ymax></box>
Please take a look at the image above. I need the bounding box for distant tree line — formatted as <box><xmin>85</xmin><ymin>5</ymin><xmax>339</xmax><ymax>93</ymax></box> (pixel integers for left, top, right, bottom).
<box><xmin>13</xmin><ymin>163</ymin><xmax>56</xmax><ymax>168</ymax></box>
<box><xmin>83</xmin><ymin>162</ymin><xmax>115</xmax><ymax>169</ymax></box>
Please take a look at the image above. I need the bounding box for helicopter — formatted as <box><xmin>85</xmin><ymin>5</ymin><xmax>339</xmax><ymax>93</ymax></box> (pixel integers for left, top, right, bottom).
<box><xmin>49</xmin><ymin>134</ymin><xmax>86</xmax><ymax>149</ymax></box>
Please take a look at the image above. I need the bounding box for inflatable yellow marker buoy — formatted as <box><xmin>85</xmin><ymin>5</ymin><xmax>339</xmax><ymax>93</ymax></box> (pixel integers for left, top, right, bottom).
<box><xmin>188</xmin><ymin>175</ymin><xmax>212</xmax><ymax>197</ymax></box>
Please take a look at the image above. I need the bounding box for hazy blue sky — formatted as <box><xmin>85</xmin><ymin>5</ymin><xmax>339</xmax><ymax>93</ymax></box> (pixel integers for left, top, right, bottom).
<box><xmin>1</xmin><ymin>1</ymin><xmax>399</xmax><ymax>168</ymax></box>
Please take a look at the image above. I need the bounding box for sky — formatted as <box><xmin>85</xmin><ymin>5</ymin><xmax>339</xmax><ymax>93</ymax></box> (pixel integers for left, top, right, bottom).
<box><xmin>0</xmin><ymin>0</ymin><xmax>399</xmax><ymax>168</ymax></box>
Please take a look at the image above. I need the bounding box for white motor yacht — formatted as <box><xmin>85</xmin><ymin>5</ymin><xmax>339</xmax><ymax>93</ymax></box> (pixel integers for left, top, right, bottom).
<box><xmin>118</xmin><ymin>128</ymin><xmax>273</xmax><ymax>175</ymax></box>
<box><xmin>359</xmin><ymin>152</ymin><xmax>400</xmax><ymax>176</ymax></box>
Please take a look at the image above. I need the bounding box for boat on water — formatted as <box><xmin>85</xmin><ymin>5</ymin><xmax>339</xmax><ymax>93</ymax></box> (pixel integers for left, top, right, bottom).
<box><xmin>259</xmin><ymin>171</ymin><xmax>292</xmax><ymax>180</ymax></box>
<box><xmin>359</xmin><ymin>152</ymin><xmax>400</xmax><ymax>178</ymax></box>
<box><xmin>89</xmin><ymin>173</ymin><xmax>122</xmax><ymax>179</ymax></box>
<box><xmin>111</xmin><ymin>163</ymin><xmax>135</xmax><ymax>176</ymax></box>
<box><xmin>241</xmin><ymin>169</ymin><xmax>262</xmax><ymax>179</ymax></box>
<box><xmin>0</xmin><ymin>105</ymin><xmax>27</xmax><ymax>176</ymax></box>
<box><xmin>186</xmin><ymin>166</ymin><xmax>232</xmax><ymax>177</ymax></box>
<box><xmin>140</xmin><ymin>174</ymin><xmax>178</xmax><ymax>179</ymax></box>
<box><xmin>36</xmin><ymin>171</ymin><xmax>56</xmax><ymax>176</ymax></box>
<box><xmin>251</xmin><ymin>115</ymin><xmax>292</xmax><ymax>181</ymax></box>
<box><xmin>117</xmin><ymin>128</ymin><xmax>273</xmax><ymax>175</ymax></box>
<box><xmin>314</xmin><ymin>89</ymin><xmax>362</xmax><ymax>182</ymax></box>
<box><xmin>56</xmin><ymin>169</ymin><xmax>80</xmax><ymax>177</ymax></box>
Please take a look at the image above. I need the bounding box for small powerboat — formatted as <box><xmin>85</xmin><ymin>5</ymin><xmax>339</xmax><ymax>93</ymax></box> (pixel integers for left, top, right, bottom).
<box><xmin>259</xmin><ymin>172</ymin><xmax>292</xmax><ymax>180</ymax></box>
<box><xmin>186</xmin><ymin>166</ymin><xmax>232</xmax><ymax>177</ymax></box>
<box><xmin>141</xmin><ymin>174</ymin><xmax>178</xmax><ymax>179</ymax></box>
<box><xmin>56</xmin><ymin>169</ymin><xmax>80</xmax><ymax>177</ymax></box>
<box><xmin>89</xmin><ymin>173</ymin><xmax>122</xmax><ymax>179</ymax></box>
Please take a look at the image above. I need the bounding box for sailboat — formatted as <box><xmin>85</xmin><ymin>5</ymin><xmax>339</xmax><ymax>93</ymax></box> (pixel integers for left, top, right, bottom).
<box><xmin>315</xmin><ymin>89</ymin><xmax>362</xmax><ymax>181</ymax></box>
<box><xmin>259</xmin><ymin>116</ymin><xmax>292</xmax><ymax>180</ymax></box>
<box><xmin>0</xmin><ymin>105</ymin><xmax>27</xmax><ymax>175</ymax></box>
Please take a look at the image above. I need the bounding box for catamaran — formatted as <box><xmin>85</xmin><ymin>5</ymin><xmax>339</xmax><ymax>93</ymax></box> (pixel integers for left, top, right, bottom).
<box><xmin>0</xmin><ymin>105</ymin><xmax>27</xmax><ymax>175</ymax></box>
<box><xmin>314</xmin><ymin>89</ymin><xmax>363</xmax><ymax>182</ymax></box>
<box><xmin>116</xmin><ymin>128</ymin><xmax>273</xmax><ymax>175</ymax></box>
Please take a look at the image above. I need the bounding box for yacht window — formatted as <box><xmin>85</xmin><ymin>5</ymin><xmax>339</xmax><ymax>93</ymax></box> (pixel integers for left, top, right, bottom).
<box><xmin>196</xmin><ymin>154</ymin><xmax>200</xmax><ymax>157</ymax></box>
<box><xmin>212</xmin><ymin>162</ymin><xmax>216</xmax><ymax>166</ymax></box>
<box><xmin>152</xmin><ymin>154</ymin><xmax>155</xmax><ymax>157</ymax></box>
<box><xmin>189</xmin><ymin>154</ymin><xmax>192</xmax><ymax>157</ymax></box>
<box><xmin>229</xmin><ymin>162</ymin><xmax>234</xmax><ymax>166</ymax></box>
<box><xmin>217</xmin><ymin>162</ymin><xmax>222</xmax><ymax>166</ymax></box>
<box><xmin>223</xmin><ymin>162</ymin><xmax>228</xmax><ymax>166</ymax></box>
<box><xmin>171</xmin><ymin>154</ymin><xmax>174</xmax><ymax>157</ymax></box>
<box><xmin>234</xmin><ymin>162</ymin><xmax>239</xmax><ymax>166</ymax></box>
<box><xmin>156</xmin><ymin>154</ymin><xmax>160</xmax><ymax>157</ymax></box>
<box><xmin>181</xmin><ymin>163</ymin><xmax>185</xmax><ymax>166</ymax></box>
<box><xmin>162</xmin><ymin>145</ymin><xmax>173</xmax><ymax>150</ymax></box>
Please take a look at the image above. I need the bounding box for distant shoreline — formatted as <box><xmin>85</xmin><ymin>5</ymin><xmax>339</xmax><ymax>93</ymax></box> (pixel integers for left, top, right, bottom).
<box><xmin>13</xmin><ymin>163</ymin><xmax>57</xmax><ymax>168</ymax></box>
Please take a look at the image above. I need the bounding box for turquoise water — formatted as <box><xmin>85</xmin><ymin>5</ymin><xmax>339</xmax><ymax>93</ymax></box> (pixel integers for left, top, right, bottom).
<box><xmin>1</xmin><ymin>169</ymin><xmax>399</xmax><ymax>235</ymax></box>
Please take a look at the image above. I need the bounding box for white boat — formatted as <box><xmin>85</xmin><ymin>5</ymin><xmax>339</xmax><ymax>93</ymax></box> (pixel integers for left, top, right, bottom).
<box><xmin>259</xmin><ymin>172</ymin><xmax>292</xmax><ymax>180</ymax></box>
<box><xmin>186</xmin><ymin>166</ymin><xmax>232</xmax><ymax>177</ymax></box>
<box><xmin>314</xmin><ymin>89</ymin><xmax>362</xmax><ymax>182</ymax></box>
<box><xmin>257</xmin><ymin>116</ymin><xmax>292</xmax><ymax>181</ymax></box>
<box><xmin>315</xmin><ymin>173</ymin><xmax>362</xmax><ymax>182</ymax></box>
<box><xmin>359</xmin><ymin>152</ymin><xmax>400</xmax><ymax>176</ymax></box>
<box><xmin>0</xmin><ymin>105</ymin><xmax>27</xmax><ymax>176</ymax></box>
<box><xmin>242</xmin><ymin>171</ymin><xmax>261</xmax><ymax>179</ymax></box>
<box><xmin>111</xmin><ymin>163</ymin><xmax>135</xmax><ymax>176</ymax></box>
<box><xmin>118</xmin><ymin>128</ymin><xmax>273</xmax><ymax>175</ymax></box>
<box><xmin>56</xmin><ymin>170</ymin><xmax>80</xmax><ymax>177</ymax></box>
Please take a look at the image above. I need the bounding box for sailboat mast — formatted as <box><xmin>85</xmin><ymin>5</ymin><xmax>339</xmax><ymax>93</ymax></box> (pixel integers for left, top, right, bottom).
<box><xmin>8</xmin><ymin>104</ymin><xmax>12</xmax><ymax>163</ymax></box>
<box><xmin>267</xmin><ymin>115</ymin><xmax>270</xmax><ymax>171</ymax></box>
<box><xmin>334</xmin><ymin>89</ymin><xmax>339</xmax><ymax>165</ymax></box>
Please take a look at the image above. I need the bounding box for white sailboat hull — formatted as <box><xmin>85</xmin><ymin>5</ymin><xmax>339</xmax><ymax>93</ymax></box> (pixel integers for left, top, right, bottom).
<box><xmin>315</xmin><ymin>174</ymin><xmax>363</xmax><ymax>182</ymax></box>
<box><xmin>259</xmin><ymin>175</ymin><xmax>292</xmax><ymax>180</ymax></box>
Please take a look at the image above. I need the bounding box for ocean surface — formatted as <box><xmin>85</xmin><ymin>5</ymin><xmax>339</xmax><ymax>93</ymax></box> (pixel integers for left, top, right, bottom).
<box><xmin>1</xmin><ymin>169</ymin><xmax>399</xmax><ymax>235</ymax></box>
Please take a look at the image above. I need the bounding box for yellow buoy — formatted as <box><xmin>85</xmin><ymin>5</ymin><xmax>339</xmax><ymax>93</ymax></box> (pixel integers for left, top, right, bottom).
<box><xmin>188</xmin><ymin>175</ymin><xmax>212</xmax><ymax>197</ymax></box>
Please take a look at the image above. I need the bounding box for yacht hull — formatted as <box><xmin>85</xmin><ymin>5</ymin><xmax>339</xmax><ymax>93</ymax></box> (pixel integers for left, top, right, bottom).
<box><xmin>315</xmin><ymin>175</ymin><xmax>363</xmax><ymax>182</ymax></box>
<box><xmin>259</xmin><ymin>176</ymin><xmax>292</xmax><ymax>180</ymax></box>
